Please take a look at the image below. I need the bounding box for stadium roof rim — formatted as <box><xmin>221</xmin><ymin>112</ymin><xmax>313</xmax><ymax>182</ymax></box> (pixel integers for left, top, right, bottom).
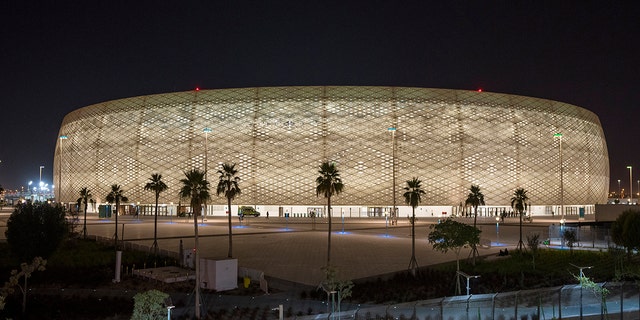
<box><xmin>63</xmin><ymin>86</ymin><xmax>601</xmax><ymax>125</ymax></box>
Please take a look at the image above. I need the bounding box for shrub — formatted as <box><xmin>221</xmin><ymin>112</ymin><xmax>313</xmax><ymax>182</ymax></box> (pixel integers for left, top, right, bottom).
<box><xmin>5</xmin><ymin>202</ymin><xmax>68</xmax><ymax>260</ymax></box>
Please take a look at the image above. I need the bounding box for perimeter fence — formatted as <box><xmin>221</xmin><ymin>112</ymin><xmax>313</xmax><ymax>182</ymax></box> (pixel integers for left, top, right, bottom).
<box><xmin>294</xmin><ymin>282</ymin><xmax>640</xmax><ymax>320</ymax></box>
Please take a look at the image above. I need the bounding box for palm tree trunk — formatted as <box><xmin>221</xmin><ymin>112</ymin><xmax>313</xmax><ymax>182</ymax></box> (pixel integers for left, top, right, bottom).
<box><xmin>114</xmin><ymin>201</ymin><xmax>119</xmax><ymax>249</ymax></box>
<box><xmin>83</xmin><ymin>203</ymin><xmax>88</xmax><ymax>239</ymax></box>
<box><xmin>193</xmin><ymin>203</ymin><xmax>201</xmax><ymax>319</ymax></box>
<box><xmin>473</xmin><ymin>206</ymin><xmax>477</xmax><ymax>228</ymax></box>
<box><xmin>227</xmin><ymin>198</ymin><xmax>233</xmax><ymax>258</ymax></box>
<box><xmin>327</xmin><ymin>196</ymin><xmax>332</xmax><ymax>267</ymax></box>
<box><xmin>408</xmin><ymin>207</ymin><xmax>418</xmax><ymax>276</ymax></box>
<box><xmin>471</xmin><ymin>206</ymin><xmax>479</xmax><ymax>265</ymax></box>
<box><xmin>518</xmin><ymin>211</ymin><xmax>524</xmax><ymax>251</ymax></box>
<box><xmin>153</xmin><ymin>193</ymin><xmax>159</xmax><ymax>254</ymax></box>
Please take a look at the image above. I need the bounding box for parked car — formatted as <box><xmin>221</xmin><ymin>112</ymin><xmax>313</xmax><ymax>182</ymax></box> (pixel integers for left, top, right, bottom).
<box><xmin>238</xmin><ymin>206</ymin><xmax>260</xmax><ymax>217</ymax></box>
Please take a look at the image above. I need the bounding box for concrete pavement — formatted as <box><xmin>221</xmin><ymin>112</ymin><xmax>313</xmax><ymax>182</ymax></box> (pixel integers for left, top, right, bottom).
<box><xmin>74</xmin><ymin>213</ymin><xmax>557</xmax><ymax>286</ymax></box>
<box><xmin>0</xmin><ymin>207</ymin><xmax>587</xmax><ymax>286</ymax></box>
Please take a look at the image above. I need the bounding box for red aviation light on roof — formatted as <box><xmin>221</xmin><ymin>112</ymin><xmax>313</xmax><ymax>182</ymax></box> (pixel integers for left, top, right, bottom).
<box><xmin>195</xmin><ymin>87</ymin><xmax>200</xmax><ymax>91</ymax></box>
<box><xmin>477</xmin><ymin>88</ymin><xmax>483</xmax><ymax>92</ymax></box>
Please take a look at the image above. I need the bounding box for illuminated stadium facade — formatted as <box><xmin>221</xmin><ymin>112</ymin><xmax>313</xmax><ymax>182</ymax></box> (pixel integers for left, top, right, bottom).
<box><xmin>54</xmin><ymin>86</ymin><xmax>609</xmax><ymax>218</ymax></box>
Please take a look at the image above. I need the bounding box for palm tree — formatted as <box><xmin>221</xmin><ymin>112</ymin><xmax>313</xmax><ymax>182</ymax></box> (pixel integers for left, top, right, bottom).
<box><xmin>179</xmin><ymin>169</ymin><xmax>210</xmax><ymax>320</ymax></box>
<box><xmin>465</xmin><ymin>184</ymin><xmax>485</xmax><ymax>264</ymax></box>
<box><xmin>217</xmin><ymin>163</ymin><xmax>241</xmax><ymax>258</ymax></box>
<box><xmin>144</xmin><ymin>173</ymin><xmax>168</xmax><ymax>255</ymax></box>
<box><xmin>315</xmin><ymin>161</ymin><xmax>344</xmax><ymax>267</ymax></box>
<box><xmin>403</xmin><ymin>177</ymin><xmax>425</xmax><ymax>276</ymax></box>
<box><xmin>77</xmin><ymin>187</ymin><xmax>93</xmax><ymax>239</ymax></box>
<box><xmin>105</xmin><ymin>184</ymin><xmax>128</xmax><ymax>249</ymax></box>
<box><xmin>511</xmin><ymin>188</ymin><xmax>529</xmax><ymax>251</ymax></box>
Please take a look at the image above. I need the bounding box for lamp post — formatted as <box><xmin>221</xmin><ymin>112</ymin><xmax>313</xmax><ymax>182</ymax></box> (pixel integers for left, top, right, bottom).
<box><xmin>388</xmin><ymin>127</ymin><xmax>397</xmax><ymax>222</ymax></box>
<box><xmin>203</xmin><ymin>127</ymin><xmax>212</xmax><ymax>223</ymax></box>
<box><xmin>38</xmin><ymin>166</ymin><xmax>44</xmax><ymax>201</ymax></box>
<box><xmin>571</xmin><ymin>263</ymin><xmax>593</xmax><ymax>320</ymax></box>
<box><xmin>554</xmin><ymin>133</ymin><xmax>564</xmax><ymax>220</ymax></box>
<box><xmin>58</xmin><ymin>135</ymin><xmax>68</xmax><ymax>202</ymax></box>
<box><xmin>495</xmin><ymin>216</ymin><xmax>500</xmax><ymax>245</ymax></box>
<box><xmin>618</xmin><ymin>179</ymin><xmax>621</xmax><ymax>199</ymax></box>
<box><xmin>627</xmin><ymin>166</ymin><xmax>633</xmax><ymax>205</ymax></box>
<box><xmin>456</xmin><ymin>271</ymin><xmax>480</xmax><ymax>296</ymax></box>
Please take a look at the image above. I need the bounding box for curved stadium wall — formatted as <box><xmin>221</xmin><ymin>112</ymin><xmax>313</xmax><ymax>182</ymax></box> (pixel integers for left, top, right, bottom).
<box><xmin>53</xmin><ymin>87</ymin><xmax>609</xmax><ymax>215</ymax></box>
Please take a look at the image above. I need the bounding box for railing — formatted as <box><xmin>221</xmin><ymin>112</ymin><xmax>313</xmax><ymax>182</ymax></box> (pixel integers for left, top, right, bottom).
<box><xmin>294</xmin><ymin>282</ymin><xmax>640</xmax><ymax>320</ymax></box>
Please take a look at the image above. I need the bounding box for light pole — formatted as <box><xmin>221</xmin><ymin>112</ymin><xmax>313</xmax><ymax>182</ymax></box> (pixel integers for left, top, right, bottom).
<box><xmin>58</xmin><ymin>135</ymin><xmax>68</xmax><ymax>202</ymax></box>
<box><xmin>627</xmin><ymin>166</ymin><xmax>633</xmax><ymax>205</ymax></box>
<box><xmin>495</xmin><ymin>216</ymin><xmax>500</xmax><ymax>245</ymax></box>
<box><xmin>554</xmin><ymin>133</ymin><xmax>564</xmax><ymax>220</ymax></box>
<box><xmin>38</xmin><ymin>166</ymin><xmax>44</xmax><ymax>201</ymax></box>
<box><xmin>571</xmin><ymin>263</ymin><xmax>593</xmax><ymax>320</ymax></box>
<box><xmin>203</xmin><ymin>127</ymin><xmax>212</xmax><ymax>223</ymax></box>
<box><xmin>388</xmin><ymin>127</ymin><xmax>397</xmax><ymax>223</ymax></box>
<box><xmin>456</xmin><ymin>271</ymin><xmax>480</xmax><ymax>296</ymax></box>
<box><xmin>618</xmin><ymin>179</ymin><xmax>621</xmax><ymax>199</ymax></box>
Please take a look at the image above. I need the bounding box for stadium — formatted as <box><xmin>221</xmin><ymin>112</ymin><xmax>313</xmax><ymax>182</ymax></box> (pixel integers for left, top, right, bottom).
<box><xmin>53</xmin><ymin>86</ymin><xmax>609</xmax><ymax>218</ymax></box>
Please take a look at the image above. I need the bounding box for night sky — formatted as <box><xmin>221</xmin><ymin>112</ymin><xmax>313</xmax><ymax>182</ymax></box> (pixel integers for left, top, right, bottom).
<box><xmin>1</xmin><ymin>1</ymin><xmax>639</xmax><ymax>194</ymax></box>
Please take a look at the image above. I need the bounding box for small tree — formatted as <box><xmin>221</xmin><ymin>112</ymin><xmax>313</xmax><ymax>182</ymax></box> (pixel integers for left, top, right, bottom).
<box><xmin>131</xmin><ymin>289</ymin><xmax>170</xmax><ymax>320</ymax></box>
<box><xmin>428</xmin><ymin>218</ymin><xmax>480</xmax><ymax>272</ymax></box>
<box><xmin>574</xmin><ymin>272</ymin><xmax>609</xmax><ymax>319</ymax></box>
<box><xmin>611</xmin><ymin>209</ymin><xmax>640</xmax><ymax>261</ymax></box>
<box><xmin>5</xmin><ymin>202</ymin><xmax>67</xmax><ymax>261</ymax></box>
<box><xmin>319</xmin><ymin>266</ymin><xmax>353</xmax><ymax>315</ymax></box>
<box><xmin>0</xmin><ymin>257</ymin><xmax>47</xmax><ymax>313</ymax></box>
<box><xmin>526</xmin><ymin>233</ymin><xmax>541</xmax><ymax>269</ymax></box>
<box><xmin>564</xmin><ymin>229</ymin><xmax>577</xmax><ymax>253</ymax></box>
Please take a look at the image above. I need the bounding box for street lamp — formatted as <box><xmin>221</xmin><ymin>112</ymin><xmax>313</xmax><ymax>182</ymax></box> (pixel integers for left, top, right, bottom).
<box><xmin>571</xmin><ymin>263</ymin><xmax>593</xmax><ymax>320</ymax></box>
<box><xmin>495</xmin><ymin>216</ymin><xmax>500</xmax><ymax>245</ymax></box>
<box><xmin>203</xmin><ymin>127</ymin><xmax>212</xmax><ymax>223</ymax></box>
<box><xmin>38</xmin><ymin>166</ymin><xmax>44</xmax><ymax>201</ymax></box>
<box><xmin>456</xmin><ymin>271</ymin><xmax>480</xmax><ymax>296</ymax></box>
<box><xmin>388</xmin><ymin>127</ymin><xmax>397</xmax><ymax>223</ymax></box>
<box><xmin>58</xmin><ymin>135</ymin><xmax>68</xmax><ymax>202</ymax></box>
<box><xmin>618</xmin><ymin>179</ymin><xmax>621</xmax><ymax>199</ymax></box>
<box><xmin>627</xmin><ymin>166</ymin><xmax>633</xmax><ymax>205</ymax></box>
<box><xmin>554</xmin><ymin>133</ymin><xmax>564</xmax><ymax>221</ymax></box>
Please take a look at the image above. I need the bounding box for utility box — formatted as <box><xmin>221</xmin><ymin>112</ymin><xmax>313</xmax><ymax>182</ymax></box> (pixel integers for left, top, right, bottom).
<box><xmin>199</xmin><ymin>258</ymin><xmax>238</xmax><ymax>291</ymax></box>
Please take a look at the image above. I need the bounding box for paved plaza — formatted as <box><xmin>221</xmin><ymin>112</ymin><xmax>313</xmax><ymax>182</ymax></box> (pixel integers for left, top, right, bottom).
<box><xmin>0</xmin><ymin>207</ymin><xmax>578</xmax><ymax>287</ymax></box>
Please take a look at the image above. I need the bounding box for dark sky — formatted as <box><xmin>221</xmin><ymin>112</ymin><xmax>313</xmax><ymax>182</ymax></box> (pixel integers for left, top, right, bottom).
<box><xmin>1</xmin><ymin>1</ymin><xmax>639</xmax><ymax>194</ymax></box>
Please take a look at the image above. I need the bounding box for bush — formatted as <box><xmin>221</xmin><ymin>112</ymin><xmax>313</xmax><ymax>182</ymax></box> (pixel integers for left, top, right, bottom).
<box><xmin>5</xmin><ymin>202</ymin><xmax>68</xmax><ymax>260</ymax></box>
<box><xmin>131</xmin><ymin>289</ymin><xmax>169</xmax><ymax>320</ymax></box>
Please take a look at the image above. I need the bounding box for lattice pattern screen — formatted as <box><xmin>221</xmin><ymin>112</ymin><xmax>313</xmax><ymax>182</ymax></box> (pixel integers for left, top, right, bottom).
<box><xmin>53</xmin><ymin>87</ymin><xmax>609</xmax><ymax>207</ymax></box>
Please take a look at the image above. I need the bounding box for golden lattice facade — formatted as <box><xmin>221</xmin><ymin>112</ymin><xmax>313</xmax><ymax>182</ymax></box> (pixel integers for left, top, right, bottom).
<box><xmin>54</xmin><ymin>86</ymin><xmax>609</xmax><ymax>211</ymax></box>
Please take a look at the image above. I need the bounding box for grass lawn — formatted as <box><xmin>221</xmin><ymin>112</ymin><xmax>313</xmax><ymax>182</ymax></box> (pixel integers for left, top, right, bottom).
<box><xmin>350</xmin><ymin>247</ymin><xmax>640</xmax><ymax>304</ymax></box>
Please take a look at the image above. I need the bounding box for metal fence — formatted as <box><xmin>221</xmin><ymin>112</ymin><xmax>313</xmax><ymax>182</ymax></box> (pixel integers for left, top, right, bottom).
<box><xmin>546</xmin><ymin>224</ymin><xmax>613</xmax><ymax>249</ymax></box>
<box><xmin>93</xmin><ymin>235</ymin><xmax>181</xmax><ymax>261</ymax></box>
<box><xmin>294</xmin><ymin>282</ymin><xmax>640</xmax><ymax>320</ymax></box>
